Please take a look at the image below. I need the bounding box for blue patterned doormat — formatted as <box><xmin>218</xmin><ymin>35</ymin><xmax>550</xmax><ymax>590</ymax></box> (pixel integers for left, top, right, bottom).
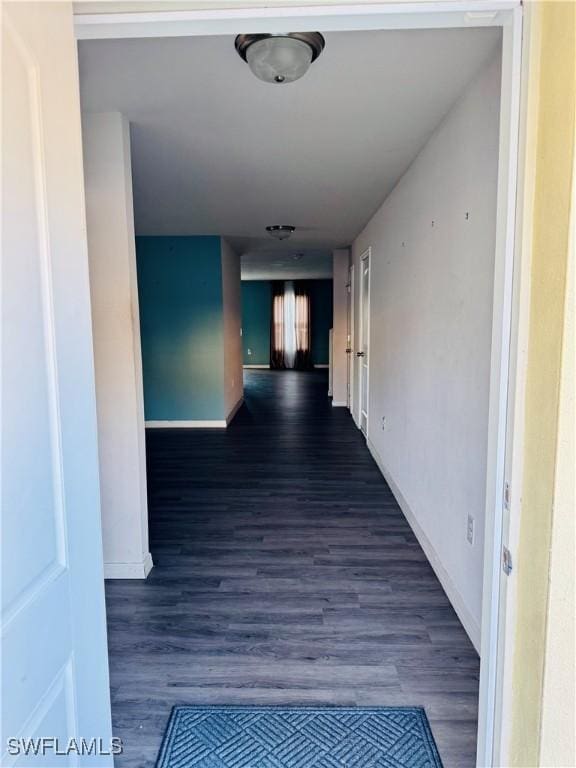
<box><xmin>155</xmin><ymin>706</ymin><xmax>443</xmax><ymax>768</ymax></box>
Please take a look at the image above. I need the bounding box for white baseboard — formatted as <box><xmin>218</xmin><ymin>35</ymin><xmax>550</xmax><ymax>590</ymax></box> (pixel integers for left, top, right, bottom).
<box><xmin>331</xmin><ymin>400</ymin><xmax>347</xmax><ymax>407</ymax></box>
<box><xmin>146</xmin><ymin>419</ymin><xmax>227</xmax><ymax>428</ymax></box>
<box><xmin>145</xmin><ymin>402</ymin><xmax>243</xmax><ymax>430</ymax></box>
<box><xmin>104</xmin><ymin>552</ymin><xmax>153</xmax><ymax>580</ymax></box>
<box><xmin>226</xmin><ymin>396</ymin><xmax>244</xmax><ymax>425</ymax></box>
<box><xmin>367</xmin><ymin>438</ymin><xmax>481</xmax><ymax>652</ymax></box>
<box><xmin>244</xmin><ymin>363</ymin><xmax>329</xmax><ymax>370</ymax></box>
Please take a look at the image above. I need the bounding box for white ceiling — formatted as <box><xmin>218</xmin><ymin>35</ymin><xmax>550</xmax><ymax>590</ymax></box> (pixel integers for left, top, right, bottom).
<box><xmin>78</xmin><ymin>27</ymin><xmax>500</xmax><ymax>277</ymax></box>
<box><xmin>241</xmin><ymin>248</ymin><xmax>332</xmax><ymax>280</ymax></box>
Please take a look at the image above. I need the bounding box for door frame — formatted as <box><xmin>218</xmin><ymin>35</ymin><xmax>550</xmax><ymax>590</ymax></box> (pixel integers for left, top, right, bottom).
<box><xmin>358</xmin><ymin>247</ymin><xmax>371</xmax><ymax>438</ymax></box>
<box><xmin>347</xmin><ymin>263</ymin><xmax>355</xmax><ymax>411</ymax></box>
<box><xmin>73</xmin><ymin>3</ymin><xmax>524</xmax><ymax>765</ymax></box>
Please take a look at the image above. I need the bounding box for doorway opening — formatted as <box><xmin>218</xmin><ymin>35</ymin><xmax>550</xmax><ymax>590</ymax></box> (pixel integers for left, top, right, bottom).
<box><xmin>76</xmin><ymin>4</ymin><xmax>522</xmax><ymax>767</ymax></box>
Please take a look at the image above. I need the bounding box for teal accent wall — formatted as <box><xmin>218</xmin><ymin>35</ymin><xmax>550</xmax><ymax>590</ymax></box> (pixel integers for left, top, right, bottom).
<box><xmin>240</xmin><ymin>279</ymin><xmax>333</xmax><ymax>366</ymax></box>
<box><xmin>241</xmin><ymin>281</ymin><xmax>271</xmax><ymax>365</ymax></box>
<box><xmin>136</xmin><ymin>236</ymin><xmax>225</xmax><ymax>421</ymax></box>
<box><xmin>310</xmin><ymin>280</ymin><xmax>333</xmax><ymax>365</ymax></box>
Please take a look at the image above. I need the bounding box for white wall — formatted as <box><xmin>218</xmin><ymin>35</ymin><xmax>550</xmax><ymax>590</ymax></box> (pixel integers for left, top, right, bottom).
<box><xmin>221</xmin><ymin>238</ymin><xmax>243</xmax><ymax>421</ymax></box>
<box><xmin>83</xmin><ymin>112</ymin><xmax>152</xmax><ymax>579</ymax></box>
<box><xmin>332</xmin><ymin>249</ymin><xmax>350</xmax><ymax>407</ymax></box>
<box><xmin>351</xmin><ymin>52</ymin><xmax>501</xmax><ymax>648</ymax></box>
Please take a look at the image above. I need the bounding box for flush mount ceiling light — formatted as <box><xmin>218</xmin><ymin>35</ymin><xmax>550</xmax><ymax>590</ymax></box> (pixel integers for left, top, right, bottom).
<box><xmin>235</xmin><ymin>33</ymin><xmax>325</xmax><ymax>84</ymax></box>
<box><xmin>266</xmin><ymin>225</ymin><xmax>296</xmax><ymax>241</ymax></box>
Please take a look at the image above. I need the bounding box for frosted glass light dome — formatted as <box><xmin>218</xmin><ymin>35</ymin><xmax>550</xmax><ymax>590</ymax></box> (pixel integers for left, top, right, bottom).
<box><xmin>235</xmin><ymin>33</ymin><xmax>325</xmax><ymax>85</ymax></box>
<box><xmin>246</xmin><ymin>37</ymin><xmax>313</xmax><ymax>84</ymax></box>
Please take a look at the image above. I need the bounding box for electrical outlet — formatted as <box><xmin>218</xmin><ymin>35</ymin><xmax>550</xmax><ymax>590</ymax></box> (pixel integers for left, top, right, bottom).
<box><xmin>467</xmin><ymin>514</ymin><xmax>475</xmax><ymax>545</ymax></box>
<box><xmin>381</xmin><ymin>416</ymin><xmax>386</xmax><ymax>431</ymax></box>
<box><xmin>247</xmin><ymin>348</ymin><xmax>252</xmax><ymax>356</ymax></box>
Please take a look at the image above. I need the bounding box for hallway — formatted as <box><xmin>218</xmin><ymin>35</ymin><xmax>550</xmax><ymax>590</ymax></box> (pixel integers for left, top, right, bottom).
<box><xmin>105</xmin><ymin>370</ymin><xmax>480</xmax><ymax>767</ymax></box>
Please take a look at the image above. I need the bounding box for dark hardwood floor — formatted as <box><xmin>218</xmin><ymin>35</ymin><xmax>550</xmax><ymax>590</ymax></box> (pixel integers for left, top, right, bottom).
<box><xmin>105</xmin><ymin>369</ymin><xmax>480</xmax><ymax>767</ymax></box>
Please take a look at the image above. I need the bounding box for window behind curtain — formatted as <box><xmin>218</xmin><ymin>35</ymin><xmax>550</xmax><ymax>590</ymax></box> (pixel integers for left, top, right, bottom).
<box><xmin>284</xmin><ymin>281</ymin><xmax>297</xmax><ymax>368</ymax></box>
<box><xmin>270</xmin><ymin>280</ymin><xmax>312</xmax><ymax>369</ymax></box>
<box><xmin>295</xmin><ymin>293</ymin><xmax>310</xmax><ymax>353</ymax></box>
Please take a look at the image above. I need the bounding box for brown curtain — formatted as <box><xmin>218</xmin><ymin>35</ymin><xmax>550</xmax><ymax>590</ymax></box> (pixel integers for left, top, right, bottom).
<box><xmin>294</xmin><ymin>281</ymin><xmax>313</xmax><ymax>370</ymax></box>
<box><xmin>270</xmin><ymin>281</ymin><xmax>285</xmax><ymax>369</ymax></box>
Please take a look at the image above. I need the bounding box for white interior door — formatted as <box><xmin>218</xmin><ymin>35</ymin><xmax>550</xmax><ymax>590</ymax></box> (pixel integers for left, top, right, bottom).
<box><xmin>358</xmin><ymin>250</ymin><xmax>370</xmax><ymax>436</ymax></box>
<box><xmin>347</xmin><ymin>264</ymin><xmax>354</xmax><ymax>409</ymax></box>
<box><xmin>1</xmin><ymin>3</ymin><xmax>113</xmax><ymax>765</ymax></box>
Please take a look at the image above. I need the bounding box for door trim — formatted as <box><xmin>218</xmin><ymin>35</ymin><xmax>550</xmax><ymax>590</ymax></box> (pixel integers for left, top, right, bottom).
<box><xmin>476</xmin><ymin>6</ymin><xmax>523</xmax><ymax>765</ymax></box>
<box><xmin>74</xmin><ymin>2</ymin><xmax>521</xmax><ymax>40</ymax></box>
<box><xmin>348</xmin><ymin>263</ymin><xmax>355</xmax><ymax>412</ymax></box>
<box><xmin>72</xmin><ymin>4</ymin><xmax>524</xmax><ymax>765</ymax></box>
<box><xmin>358</xmin><ymin>247</ymin><xmax>371</xmax><ymax>439</ymax></box>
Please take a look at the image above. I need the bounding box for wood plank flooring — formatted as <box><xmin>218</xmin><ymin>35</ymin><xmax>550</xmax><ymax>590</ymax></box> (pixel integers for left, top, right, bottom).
<box><xmin>105</xmin><ymin>369</ymin><xmax>479</xmax><ymax>767</ymax></box>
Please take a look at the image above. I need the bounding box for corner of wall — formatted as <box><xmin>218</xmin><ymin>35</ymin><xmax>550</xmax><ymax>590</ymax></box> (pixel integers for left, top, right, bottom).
<box><xmin>221</xmin><ymin>238</ymin><xmax>244</xmax><ymax>421</ymax></box>
<box><xmin>104</xmin><ymin>551</ymin><xmax>153</xmax><ymax>580</ymax></box>
<box><xmin>83</xmin><ymin>110</ymin><xmax>150</xmax><ymax>581</ymax></box>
